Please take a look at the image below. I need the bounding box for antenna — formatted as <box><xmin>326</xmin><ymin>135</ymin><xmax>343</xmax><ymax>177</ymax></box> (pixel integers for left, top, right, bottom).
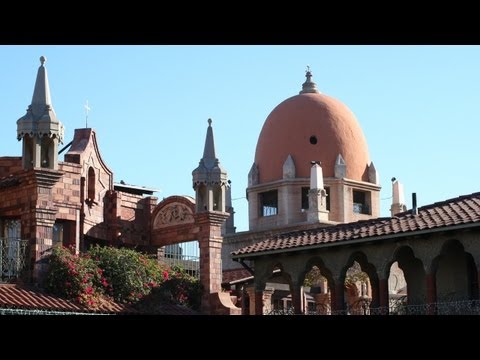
<box><xmin>84</xmin><ymin>100</ymin><xmax>91</xmax><ymax>128</ymax></box>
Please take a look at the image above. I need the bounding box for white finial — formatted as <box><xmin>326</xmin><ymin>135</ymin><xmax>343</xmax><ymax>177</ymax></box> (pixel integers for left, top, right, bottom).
<box><xmin>84</xmin><ymin>100</ymin><xmax>91</xmax><ymax>128</ymax></box>
<box><xmin>40</xmin><ymin>56</ymin><xmax>46</xmax><ymax>66</ymax></box>
<box><xmin>208</xmin><ymin>118</ymin><xmax>212</xmax><ymax>126</ymax></box>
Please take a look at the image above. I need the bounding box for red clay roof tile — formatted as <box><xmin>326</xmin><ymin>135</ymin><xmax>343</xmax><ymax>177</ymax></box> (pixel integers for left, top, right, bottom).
<box><xmin>232</xmin><ymin>192</ymin><xmax>480</xmax><ymax>257</ymax></box>
<box><xmin>0</xmin><ymin>284</ymin><xmax>134</xmax><ymax>314</ymax></box>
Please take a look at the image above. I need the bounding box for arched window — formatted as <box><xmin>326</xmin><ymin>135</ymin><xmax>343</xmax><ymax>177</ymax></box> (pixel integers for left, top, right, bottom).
<box><xmin>87</xmin><ymin>167</ymin><xmax>96</xmax><ymax>202</ymax></box>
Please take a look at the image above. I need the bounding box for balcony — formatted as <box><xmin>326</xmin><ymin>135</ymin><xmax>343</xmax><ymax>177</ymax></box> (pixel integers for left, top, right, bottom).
<box><xmin>0</xmin><ymin>238</ymin><xmax>29</xmax><ymax>282</ymax></box>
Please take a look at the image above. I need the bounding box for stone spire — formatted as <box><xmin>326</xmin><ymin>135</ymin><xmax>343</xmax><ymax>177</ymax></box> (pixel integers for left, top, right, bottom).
<box><xmin>17</xmin><ymin>57</ymin><xmax>65</xmax><ymax>170</ymax></box>
<box><xmin>202</xmin><ymin>118</ymin><xmax>217</xmax><ymax>169</ymax></box>
<box><xmin>193</xmin><ymin>119</ymin><xmax>229</xmax><ymax>213</ymax></box>
<box><xmin>299</xmin><ymin>66</ymin><xmax>320</xmax><ymax>94</ymax></box>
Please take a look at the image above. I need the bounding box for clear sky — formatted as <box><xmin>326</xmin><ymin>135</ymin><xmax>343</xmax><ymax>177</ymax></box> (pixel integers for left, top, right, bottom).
<box><xmin>1</xmin><ymin>45</ymin><xmax>479</xmax><ymax>232</ymax></box>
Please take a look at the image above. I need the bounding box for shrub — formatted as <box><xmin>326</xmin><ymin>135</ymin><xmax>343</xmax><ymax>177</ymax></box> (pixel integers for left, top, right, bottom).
<box><xmin>87</xmin><ymin>245</ymin><xmax>166</xmax><ymax>304</ymax></box>
<box><xmin>135</xmin><ymin>265</ymin><xmax>203</xmax><ymax>313</ymax></box>
<box><xmin>46</xmin><ymin>245</ymin><xmax>104</xmax><ymax>308</ymax></box>
<box><xmin>46</xmin><ymin>245</ymin><xmax>202</xmax><ymax>311</ymax></box>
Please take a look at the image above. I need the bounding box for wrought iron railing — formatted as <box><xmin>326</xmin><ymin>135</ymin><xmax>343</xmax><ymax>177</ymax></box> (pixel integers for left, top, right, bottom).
<box><xmin>0</xmin><ymin>238</ymin><xmax>29</xmax><ymax>282</ymax></box>
<box><xmin>265</xmin><ymin>299</ymin><xmax>480</xmax><ymax>315</ymax></box>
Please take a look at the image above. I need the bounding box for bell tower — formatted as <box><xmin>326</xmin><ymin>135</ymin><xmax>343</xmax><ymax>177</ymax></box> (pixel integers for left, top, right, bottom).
<box><xmin>17</xmin><ymin>56</ymin><xmax>64</xmax><ymax>170</ymax></box>
<box><xmin>192</xmin><ymin>118</ymin><xmax>229</xmax><ymax>213</ymax></box>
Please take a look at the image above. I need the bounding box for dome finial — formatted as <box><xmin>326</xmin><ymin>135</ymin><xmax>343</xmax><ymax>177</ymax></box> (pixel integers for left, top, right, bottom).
<box><xmin>300</xmin><ymin>65</ymin><xmax>319</xmax><ymax>94</ymax></box>
<box><xmin>40</xmin><ymin>56</ymin><xmax>46</xmax><ymax>66</ymax></box>
<box><xmin>208</xmin><ymin>118</ymin><xmax>212</xmax><ymax>126</ymax></box>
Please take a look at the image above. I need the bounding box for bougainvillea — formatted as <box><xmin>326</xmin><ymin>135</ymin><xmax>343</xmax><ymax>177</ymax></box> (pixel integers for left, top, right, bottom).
<box><xmin>46</xmin><ymin>245</ymin><xmax>202</xmax><ymax>311</ymax></box>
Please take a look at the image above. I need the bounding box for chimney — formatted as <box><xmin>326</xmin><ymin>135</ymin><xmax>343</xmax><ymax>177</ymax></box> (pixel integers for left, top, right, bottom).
<box><xmin>412</xmin><ymin>193</ymin><xmax>418</xmax><ymax>215</ymax></box>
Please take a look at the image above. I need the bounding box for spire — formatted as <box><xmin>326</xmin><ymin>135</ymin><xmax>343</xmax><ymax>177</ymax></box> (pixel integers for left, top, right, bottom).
<box><xmin>334</xmin><ymin>154</ymin><xmax>346</xmax><ymax>178</ymax></box>
<box><xmin>17</xmin><ymin>56</ymin><xmax>65</xmax><ymax>170</ymax></box>
<box><xmin>31</xmin><ymin>56</ymin><xmax>53</xmax><ymax>115</ymax></box>
<box><xmin>202</xmin><ymin>118</ymin><xmax>217</xmax><ymax>169</ymax></box>
<box><xmin>192</xmin><ymin>118</ymin><xmax>229</xmax><ymax>213</ymax></box>
<box><xmin>17</xmin><ymin>56</ymin><xmax>64</xmax><ymax>143</ymax></box>
<box><xmin>299</xmin><ymin>66</ymin><xmax>320</xmax><ymax>94</ymax></box>
<box><xmin>282</xmin><ymin>154</ymin><xmax>296</xmax><ymax>179</ymax></box>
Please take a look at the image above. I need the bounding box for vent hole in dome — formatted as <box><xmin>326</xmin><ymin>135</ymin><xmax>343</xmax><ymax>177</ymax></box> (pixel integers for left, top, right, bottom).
<box><xmin>309</xmin><ymin>136</ymin><xmax>317</xmax><ymax>145</ymax></box>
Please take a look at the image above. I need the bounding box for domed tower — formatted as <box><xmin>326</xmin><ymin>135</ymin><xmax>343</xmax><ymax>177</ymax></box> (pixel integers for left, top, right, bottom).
<box><xmin>17</xmin><ymin>56</ymin><xmax>64</xmax><ymax>170</ymax></box>
<box><xmin>247</xmin><ymin>68</ymin><xmax>380</xmax><ymax>231</ymax></box>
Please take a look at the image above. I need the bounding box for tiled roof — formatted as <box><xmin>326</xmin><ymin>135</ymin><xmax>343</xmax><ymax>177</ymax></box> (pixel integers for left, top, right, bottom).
<box><xmin>0</xmin><ymin>284</ymin><xmax>135</xmax><ymax>314</ymax></box>
<box><xmin>222</xmin><ymin>268</ymin><xmax>252</xmax><ymax>284</ymax></box>
<box><xmin>232</xmin><ymin>192</ymin><xmax>480</xmax><ymax>257</ymax></box>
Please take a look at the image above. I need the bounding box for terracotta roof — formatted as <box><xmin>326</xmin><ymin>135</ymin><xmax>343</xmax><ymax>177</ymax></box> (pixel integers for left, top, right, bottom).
<box><xmin>232</xmin><ymin>192</ymin><xmax>480</xmax><ymax>257</ymax></box>
<box><xmin>222</xmin><ymin>268</ymin><xmax>253</xmax><ymax>284</ymax></box>
<box><xmin>0</xmin><ymin>284</ymin><xmax>135</xmax><ymax>314</ymax></box>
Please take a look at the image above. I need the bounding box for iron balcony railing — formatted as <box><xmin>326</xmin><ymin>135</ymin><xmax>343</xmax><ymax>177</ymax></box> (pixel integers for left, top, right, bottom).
<box><xmin>266</xmin><ymin>298</ymin><xmax>480</xmax><ymax>315</ymax></box>
<box><xmin>0</xmin><ymin>238</ymin><xmax>29</xmax><ymax>282</ymax></box>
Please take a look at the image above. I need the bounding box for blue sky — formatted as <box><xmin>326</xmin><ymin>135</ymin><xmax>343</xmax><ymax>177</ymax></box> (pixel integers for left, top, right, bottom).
<box><xmin>1</xmin><ymin>45</ymin><xmax>479</xmax><ymax>232</ymax></box>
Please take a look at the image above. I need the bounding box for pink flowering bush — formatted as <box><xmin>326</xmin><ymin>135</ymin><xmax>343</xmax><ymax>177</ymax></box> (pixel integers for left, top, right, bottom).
<box><xmin>46</xmin><ymin>245</ymin><xmax>202</xmax><ymax>311</ymax></box>
<box><xmin>87</xmin><ymin>245</ymin><xmax>165</xmax><ymax>304</ymax></box>
<box><xmin>46</xmin><ymin>245</ymin><xmax>105</xmax><ymax>308</ymax></box>
<box><xmin>136</xmin><ymin>265</ymin><xmax>202</xmax><ymax>313</ymax></box>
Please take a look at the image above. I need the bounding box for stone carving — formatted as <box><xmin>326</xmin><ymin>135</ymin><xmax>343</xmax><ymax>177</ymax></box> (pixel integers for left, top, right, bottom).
<box><xmin>154</xmin><ymin>202</ymin><xmax>194</xmax><ymax>229</ymax></box>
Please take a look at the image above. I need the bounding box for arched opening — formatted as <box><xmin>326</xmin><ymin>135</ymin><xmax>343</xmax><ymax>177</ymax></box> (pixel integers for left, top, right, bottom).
<box><xmin>264</xmin><ymin>264</ymin><xmax>292</xmax><ymax>315</ymax></box>
<box><xmin>196</xmin><ymin>183</ymin><xmax>207</xmax><ymax>212</ymax></box>
<box><xmin>341</xmin><ymin>252</ymin><xmax>378</xmax><ymax>315</ymax></box>
<box><xmin>22</xmin><ymin>135</ymin><xmax>34</xmax><ymax>169</ymax></box>
<box><xmin>389</xmin><ymin>246</ymin><xmax>426</xmax><ymax>314</ymax></box>
<box><xmin>302</xmin><ymin>264</ymin><xmax>333</xmax><ymax>315</ymax></box>
<box><xmin>434</xmin><ymin>240</ymin><xmax>478</xmax><ymax>304</ymax></box>
<box><xmin>344</xmin><ymin>261</ymin><xmax>371</xmax><ymax>314</ymax></box>
<box><xmin>388</xmin><ymin>262</ymin><xmax>407</xmax><ymax>314</ymax></box>
<box><xmin>87</xmin><ymin>167</ymin><xmax>96</xmax><ymax>203</ymax></box>
<box><xmin>212</xmin><ymin>185</ymin><xmax>223</xmax><ymax>211</ymax></box>
<box><xmin>40</xmin><ymin>136</ymin><xmax>54</xmax><ymax>168</ymax></box>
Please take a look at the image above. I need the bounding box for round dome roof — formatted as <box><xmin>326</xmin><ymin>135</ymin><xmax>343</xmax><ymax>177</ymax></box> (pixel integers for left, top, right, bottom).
<box><xmin>254</xmin><ymin>74</ymin><xmax>370</xmax><ymax>184</ymax></box>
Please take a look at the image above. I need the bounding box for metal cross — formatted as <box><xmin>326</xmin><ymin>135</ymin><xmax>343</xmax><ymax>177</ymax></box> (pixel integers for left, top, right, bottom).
<box><xmin>84</xmin><ymin>100</ymin><xmax>91</xmax><ymax>128</ymax></box>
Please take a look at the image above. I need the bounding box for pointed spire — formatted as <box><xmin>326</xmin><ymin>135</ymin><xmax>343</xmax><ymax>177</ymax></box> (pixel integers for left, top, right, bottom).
<box><xmin>17</xmin><ymin>56</ymin><xmax>64</xmax><ymax>143</ymax></box>
<box><xmin>192</xmin><ymin>118</ymin><xmax>227</xmax><ymax>178</ymax></box>
<box><xmin>282</xmin><ymin>154</ymin><xmax>296</xmax><ymax>179</ymax></box>
<box><xmin>368</xmin><ymin>161</ymin><xmax>379</xmax><ymax>185</ymax></box>
<box><xmin>248</xmin><ymin>162</ymin><xmax>259</xmax><ymax>186</ymax></box>
<box><xmin>299</xmin><ymin>66</ymin><xmax>320</xmax><ymax>94</ymax></box>
<box><xmin>202</xmin><ymin>118</ymin><xmax>217</xmax><ymax>169</ymax></box>
<box><xmin>31</xmin><ymin>56</ymin><xmax>53</xmax><ymax>115</ymax></box>
<box><xmin>192</xmin><ymin>118</ymin><xmax>228</xmax><ymax>213</ymax></box>
<box><xmin>334</xmin><ymin>154</ymin><xmax>346</xmax><ymax>178</ymax></box>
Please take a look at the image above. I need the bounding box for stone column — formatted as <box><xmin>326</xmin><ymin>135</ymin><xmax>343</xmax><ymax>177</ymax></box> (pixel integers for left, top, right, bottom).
<box><xmin>313</xmin><ymin>293</ymin><xmax>331</xmax><ymax>315</ymax></box>
<box><xmin>245</xmin><ymin>286</ymin><xmax>256</xmax><ymax>315</ymax></box>
<box><xmin>262</xmin><ymin>287</ymin><xmax>275</xmax><ymax>314</ymax></box>
<box><xmin>196</xmin><ymin>211</ymin><xmax>229</xmax><ymax>314</ymax></box>
<box><xmin>426</xmin><ymin>273</ymin><xmax>437</xmax><ymax>315</ymax></box>
<box><xmin>246</xmin><ymin>285</ymin><xmax>275</xmax><ymax>315</ymax></box>
<box><xmin>378</xmin><ymin>278</ymin><xmax>389</xmax><ymax>314</ymax></box>
<box><xmin>291</xmin><ymin>284</ymin><xmax>305</xmax><ymax>314</ymax></box>
<box><xmin>331</xmin><ymin>281</ymin><xmax>345</xmax><ymax>313</ymax></box>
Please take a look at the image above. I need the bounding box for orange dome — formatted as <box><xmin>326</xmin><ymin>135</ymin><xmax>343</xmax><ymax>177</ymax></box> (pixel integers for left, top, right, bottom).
<box><xmin>255</xmin><ymin>91</ymin><xmax>370</xmax><ymax>184</ymax></box>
